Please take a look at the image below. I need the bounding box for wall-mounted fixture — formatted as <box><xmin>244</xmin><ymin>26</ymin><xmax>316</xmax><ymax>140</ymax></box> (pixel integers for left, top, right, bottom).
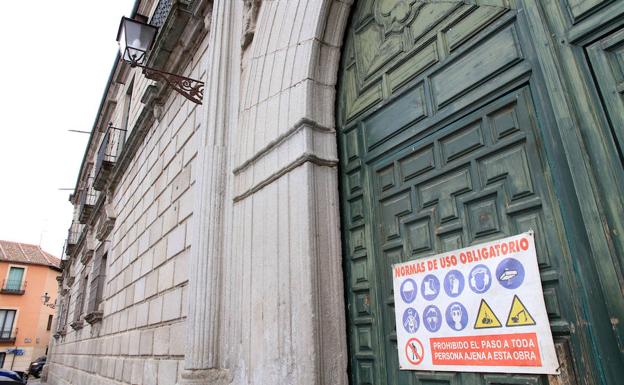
<box><xmin>117</xmin><ymin>15</ymin><xmax>204</xmax><ymax>104</ymax></box>
<box><xmin>41</xmin><ymin>292</ymin><xmax>56</xmax><ymax>309</ymax></box>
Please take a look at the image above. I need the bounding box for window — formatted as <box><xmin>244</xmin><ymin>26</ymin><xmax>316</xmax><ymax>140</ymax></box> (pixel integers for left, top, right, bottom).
<box><xmin>47</xmin><ymin>315</ymin><xmax>53</xmax><ymax>331</ymax></box>
<box><xmin>5</xmin><ymin>267</ymin><xmax>24</xmax><ymax>291</ymax></box>
<box><xmin>86</xmin><ymin>250</ymin><xmax>107</xmax><ymax>324</ymax></box>
<box><xmin>121</xmin><ymin>78</ymin><xmax>134</xmax><ymax>136</ymax></box>
<box><xmin>73</xmin><ymin>274</ymin><xmax>88</xmax><ymax>323</ymax></box>
<box><xmin>82</xmin><ymin>274</ymin><xmax>89</xmax><ymax>314</ymax></box>
<box><xmin>0</xmin><ymin>352</ymin><xmax>5</xmax><ymax>368</ymax></box>
<box><xmin>57</xmin><ymin>295</ymin><xmax>70</xmax><ymax>332</ymax></box>
<box><xmin>0</xmin><ymin>309</ymin><xmax>16</xmax><ymax>339</ymax></box>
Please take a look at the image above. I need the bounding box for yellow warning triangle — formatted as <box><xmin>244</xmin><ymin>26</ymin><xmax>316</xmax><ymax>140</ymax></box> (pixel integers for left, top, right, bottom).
<box><xmin>506</xmin><ymin>295</ymin><xmax>536</xmax><ymax>327</ymax></box>
<box><xmin>474</xmin><ymin>299</ymin><xmax>502</xmax><ymax>329</ymax></box>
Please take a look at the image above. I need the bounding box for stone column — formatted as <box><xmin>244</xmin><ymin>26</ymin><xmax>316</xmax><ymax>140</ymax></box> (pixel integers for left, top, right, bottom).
<box><xmin>178</xmin><ymin>0</ymin><xmax>239</xmax><ymax>384</ymax></box>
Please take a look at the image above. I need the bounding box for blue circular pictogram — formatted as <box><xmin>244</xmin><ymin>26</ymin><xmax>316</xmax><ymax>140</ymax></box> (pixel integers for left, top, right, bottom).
<box><xmin>496</xmin><ymin>258</ymin><xmax>525</xmax><ymax>289</ymax></box>
<box><xmin>423</xmin><ymin>305</ymin><xmax>442</xmax><ymax>332</ymax></box>
<box><xmin>400</xmin><ymin>278</ymin><xmax>417</xmax><ymax>303</ymax></box>
<box><xmin>420</xmin><ymin>274</ymin><xmax>440</xmax><ymax>301</ymax></box>
<box><xmin>402</xmin><ymin>307</ymin><xmax>420</xmax><ymax>333</ymax></box>
<box><xmin>445</xmin><ymin>302</ymin><xmax>469</xmax><ymax>331</ymax></box>
<box><xmin>468</xmin><ymin>264</ymin><xmax>492</xmax><ymax>294</ymax></box>
<box><xmin>443</xmin><ymin>270</ymin><xmax>465</xmax><ymax>298</ymax></box>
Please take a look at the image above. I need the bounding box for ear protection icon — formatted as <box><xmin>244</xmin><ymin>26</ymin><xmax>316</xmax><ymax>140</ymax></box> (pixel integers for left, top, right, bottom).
<box><xmin>470</xmin><ymin>267</ymin><xmax>490</xmax><ymax>292</ymax></box>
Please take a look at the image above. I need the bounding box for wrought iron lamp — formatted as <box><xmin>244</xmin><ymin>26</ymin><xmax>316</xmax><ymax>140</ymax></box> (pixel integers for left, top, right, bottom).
<box><xmin>117</xmin><ymin>15</ymin><xmax>204</xmax><ymax>104</ymax></box>
<box><xmin>41</xmin><ymin>292</ymin><xmax>56</xmax><ymax>309</ymax></box>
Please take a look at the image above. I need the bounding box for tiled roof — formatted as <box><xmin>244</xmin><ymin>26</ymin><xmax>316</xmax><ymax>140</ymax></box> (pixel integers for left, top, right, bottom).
<box><xmin>0</xmin><ymin>240</ymin><xmax>61</xmax><ymax>269</ymax></box>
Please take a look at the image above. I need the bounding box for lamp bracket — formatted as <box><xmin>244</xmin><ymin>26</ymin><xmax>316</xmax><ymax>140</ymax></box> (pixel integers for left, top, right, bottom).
<box><xmin>133</xmin><ymin>62</ymin><xmax>204</xmax><ymax>104</ymax></box>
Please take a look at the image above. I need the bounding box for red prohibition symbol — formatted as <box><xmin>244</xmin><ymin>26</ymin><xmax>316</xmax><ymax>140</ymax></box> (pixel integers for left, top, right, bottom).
<box><xmin>405</xmin><ymin>337</ymin><xmax>425</xmax><ymax>365</ymax></box>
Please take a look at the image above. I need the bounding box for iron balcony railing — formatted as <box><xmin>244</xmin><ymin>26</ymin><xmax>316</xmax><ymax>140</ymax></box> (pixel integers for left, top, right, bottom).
<box><xmin>65</xmin><ymin>221</ymin><xmax>85</xmax><ymax>256</ymax></box>
<box><xmin>150</xmin><ymin>0</ymin><xmax>173</xmax><ymax>28</ymax></box>
<box><xmin>78</xmin><ymin>177</ymin><xmax>99</xmax><ymax>223</ymax></box>
<box><xmin>93</xmin><ymin>124</ymin><xmax>126</xmax><ymax>191</ymax></box>
<box><xmin>67</xmin><ymin>222</ymin><xmax>83</xmax><ymax>245</ymax></box>
<box><xmin>0</xmin><ymin>328</ymin><xmax>17</xmax><ymax>342</ymax></box>
<box><xmin>1</xmin><ymin>279</ymin><xmax>26</xmax><ymax>295</ymax></box>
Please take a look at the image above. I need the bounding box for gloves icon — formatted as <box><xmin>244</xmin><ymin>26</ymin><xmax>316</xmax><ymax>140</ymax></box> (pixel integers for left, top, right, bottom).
<box><xmin>449</xmin><ymin>274</ymin><xmax>460</xmax><ymax>295</ymax></box>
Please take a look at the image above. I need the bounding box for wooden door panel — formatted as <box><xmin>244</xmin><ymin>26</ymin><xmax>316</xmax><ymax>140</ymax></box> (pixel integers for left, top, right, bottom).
<box><xmin>564</xmin><ymin>0</ymin><xmax>614</xmax><ymax>21</ymax></box>
<box><xmin>338</xmin><ymin>2</ymin><xmax>580</xmax><ymax>384</ymax></box>
<box><xmin>587</xmin><ymin>28</ymin><xmax>624</xmax><ymax>169</ymax></box>
<box><xmin>370</xmin><ymin>88</ymin><xmax>569</xmax><ymax>385</ymax></box>
<box><xmin>584</xmin><ymin>25</ymin><xmax>624</xmax><ymax>360</ymax></box>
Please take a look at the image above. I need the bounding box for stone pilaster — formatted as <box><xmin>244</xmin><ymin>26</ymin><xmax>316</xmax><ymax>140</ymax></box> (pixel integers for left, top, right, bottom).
<box><xmin>177</xmin><ymin>0</ymin><xmax>239</xmax><ymax>383</ymax></box>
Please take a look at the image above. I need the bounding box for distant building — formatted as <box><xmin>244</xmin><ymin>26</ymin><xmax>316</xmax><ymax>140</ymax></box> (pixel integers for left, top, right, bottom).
<box><xmin>0</xmin><ymin>240</ymin><xmax>61</xmax><ymax>372</ymax></box>
<box><xmin>49</xmin><ymin>0</ymin><xmax>624</xmax><ymax>384</ymax></box>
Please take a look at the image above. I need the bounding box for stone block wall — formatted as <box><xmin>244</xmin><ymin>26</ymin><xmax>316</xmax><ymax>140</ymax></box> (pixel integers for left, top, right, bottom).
<box><xmin>48</xmin><ymin>0</ymin><xmax>353</xmax><ymax>384</ymax></box>
<box><xmin>46</xmin><ymin>3</ymin><xmax>210</xmax><ymax>383</ymax></box>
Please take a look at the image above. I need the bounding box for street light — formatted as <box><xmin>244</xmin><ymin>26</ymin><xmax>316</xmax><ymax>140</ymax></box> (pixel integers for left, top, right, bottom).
<box><xmin>41</xmin><ymin>292</ymin><xmax>55</xmax><ymax>309</ymax></box>
<box><xmin>116</xmin><ymin>15</ymin><xmax>204</xmax><ymax>104</ymax></box>
<box><xmin>117</xmin><ymin>16</ymin><xmax>158</xmax><ymax>65</ymax></box>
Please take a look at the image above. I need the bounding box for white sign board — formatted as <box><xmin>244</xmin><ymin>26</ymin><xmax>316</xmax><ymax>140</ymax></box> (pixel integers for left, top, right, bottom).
<box><xmin>393</xmin><ymin>232</ymin><xmax>559</xmax><ymax>373</ymax></box>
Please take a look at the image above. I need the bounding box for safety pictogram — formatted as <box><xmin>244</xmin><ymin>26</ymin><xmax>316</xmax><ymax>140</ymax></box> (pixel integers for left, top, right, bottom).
<box><xmin>474</xmin><ymin>299</ymin><xmax>502</xmax><ymax>329</ymax></box>
<box><xmin>421</xmin><ymin>274</ymin><xmax>440</xmax><ymax>301</ymax></box>
<box><xmin>400</xmin><ymin>278</ymin><xmax>417</xmax><ymax>303</ymax></box>
<box><xmin>468</xmin><ymin>264</ymin><xmax>492</xmax><ymax>293</ymax></box>
<box><xmin>392</xmin><ymin>232</ymin><xmax>559</xmax><ymax>373</ymax></box>
<box><xmin>423</xmin><ymin>305</ymin><xmax>442</xmax><ymax>332</ymax></box>
<box><xmin>404</xmin><ymin>338</ymin><xmax>424</xmax><ymax>365</ymax></box>
<box><xmin>496</xmin><ymin>258</ymin><xmax>525</xmax><ymax>289</ymax></box>
<box><xmin>445</xmin><ymin>302</ymin><xmax>468</xmax><ymax>331</ymax></box>
<box><xmin>506</xmin><ymin>295</ymin><xmax>536</xmax><ymax>327</ymax></box>
<box><xmin>402</xmin><ymin>308</ymin><xmax>420</xmax><ymax>333</ymax></box>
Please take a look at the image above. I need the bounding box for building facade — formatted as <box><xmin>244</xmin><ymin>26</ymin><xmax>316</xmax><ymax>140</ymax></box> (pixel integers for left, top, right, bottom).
<box><xmin>49</xmin><ymin>1</ymin><xmax>624</xmax><ymax>385</ymax></box>
<box><xmin>0</xmin><ymin>240</ymin><xmax>60</xmax><ymax>372</ymax></box>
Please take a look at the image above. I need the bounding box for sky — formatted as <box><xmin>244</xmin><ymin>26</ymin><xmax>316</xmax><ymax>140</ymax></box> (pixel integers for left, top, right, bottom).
<box><xmin>0</xmin><ymin>0</ymin><xmax>135</xmax><ymax>258</ymax></box>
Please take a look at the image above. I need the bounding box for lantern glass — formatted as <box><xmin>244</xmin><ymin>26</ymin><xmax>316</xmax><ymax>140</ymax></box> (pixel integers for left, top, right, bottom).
<box><xmin>117</xmin><ymin>16</ymin><xmax>158</xmax><ymax>65</ymax></box>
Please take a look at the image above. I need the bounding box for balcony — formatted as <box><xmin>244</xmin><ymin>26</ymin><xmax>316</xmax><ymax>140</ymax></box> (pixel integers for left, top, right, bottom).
<box><xmin>78</xmin><ymin>178</ymin><xmax>98</xmax><ymax>223</ymax></box>
<box><xmin>0</xmin><ymin>329</ymin><xmax>17</xmax><ymax>343</ymax></box>
<box><xmin>146</xmin><ymin>0</ymin><xmax>202</xmax><ymax>71</ymax></box>
<box><xmin>150</xmin><ymin>0</ymin><xmax>173</xmax><ymax>28</ymax></box>
<box><xmin>93</xmin><ymin>124</ymin><xmax>126</xmax><ymax>191</ymax></box>
<box><xmin>1</xmin><ymin>279</ymin><xmax>26</xmax><ymax>295</ymax></box>
<box><xmin>65</xmin><ymin>222</ymin><xmax>84</xmax><ymax>256</ymax></box>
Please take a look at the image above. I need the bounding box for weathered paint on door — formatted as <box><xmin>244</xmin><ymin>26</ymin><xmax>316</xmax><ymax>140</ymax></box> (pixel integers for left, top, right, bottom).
<box><xmin>337</xmin><ymin>1</ymin><xmax>624</xmax><ymax>384</ymax></box>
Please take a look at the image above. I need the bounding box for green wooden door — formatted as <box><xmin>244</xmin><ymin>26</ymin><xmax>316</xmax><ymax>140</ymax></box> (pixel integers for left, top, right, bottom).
<box><xmin>337</xmin><ymin>1</ymin><xmax>622</xmax><ymax>384</ymax></box>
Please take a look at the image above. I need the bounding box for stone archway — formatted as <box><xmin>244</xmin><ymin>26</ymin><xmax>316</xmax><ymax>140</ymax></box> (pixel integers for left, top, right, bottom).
<box><xmin>227</xmin><ymin>1</ymin><xmax>355</xmax><ymax>384</ymax></box>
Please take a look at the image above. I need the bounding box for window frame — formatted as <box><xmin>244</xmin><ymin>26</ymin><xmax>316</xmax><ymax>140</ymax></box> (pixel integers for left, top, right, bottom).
<box><xmin>0</xmin><ymin>309</ymin><xmax>17</xmax><ymax>339</ymax></box>
<box><xmin>121</xmin><ymin>77</ymin><xmax>135</xmax><ymax>135</ymax></box>
<box><xmin>46</xmin><ymin>314</ymin><xmax>53</xmax><ymax>331</ymax></box>
<box><xmin>3</xmin><ymin>264</ymin><xmax>27</xmax><ymax>292</ymax></box>
<box><xmin>85</xmin><ymin>245</ymin><xmax>108</xmax><ymax>324</ymax></box>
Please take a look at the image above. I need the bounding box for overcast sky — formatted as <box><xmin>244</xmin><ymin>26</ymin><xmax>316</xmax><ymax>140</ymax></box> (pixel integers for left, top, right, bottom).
<box><xmin>0</xmin><ymin>1</ymin><xmax>135</xmax><ymax>257</ymax></box>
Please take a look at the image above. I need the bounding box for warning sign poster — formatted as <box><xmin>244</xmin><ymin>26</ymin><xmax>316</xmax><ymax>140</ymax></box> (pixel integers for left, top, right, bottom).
<box><xmin>393</xmin><ymin>232</ymin><xmax>559</xmax><ymax>374</ymax></box>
